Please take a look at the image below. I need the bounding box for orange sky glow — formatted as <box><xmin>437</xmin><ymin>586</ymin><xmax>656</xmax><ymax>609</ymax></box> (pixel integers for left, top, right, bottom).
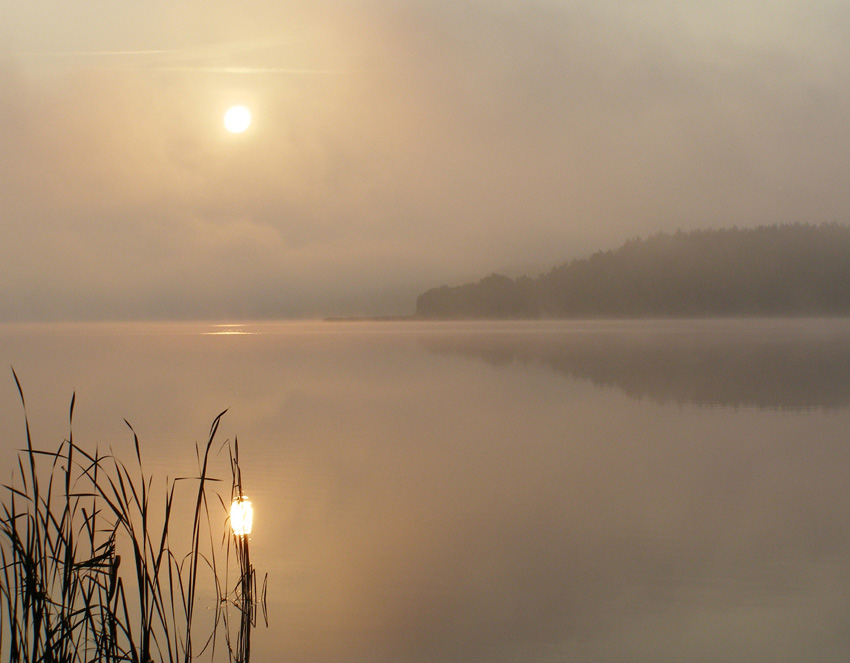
<box><xmin>2</xmin><ymin>1</ymin><xmax>850</xmax><ymax>320</ymax></box>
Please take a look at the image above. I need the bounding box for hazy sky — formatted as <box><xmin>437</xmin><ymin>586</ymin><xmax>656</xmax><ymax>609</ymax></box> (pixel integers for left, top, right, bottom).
<box><xmin>2</xmin><ymin>0</ymin><xmax>850</xmax><ymax>320</ymax></box>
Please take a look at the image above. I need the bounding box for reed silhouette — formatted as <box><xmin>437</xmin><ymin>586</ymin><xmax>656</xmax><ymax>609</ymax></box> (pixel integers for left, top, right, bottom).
<box><xmin>0</xmin><ymin>369</ymin><xmax>266</xmax><ymax>663</ymax></box>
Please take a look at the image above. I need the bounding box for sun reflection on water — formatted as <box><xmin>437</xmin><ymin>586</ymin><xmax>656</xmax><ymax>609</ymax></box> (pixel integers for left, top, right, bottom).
<box><xmin>203</xmin><ymin>324</ymin><xmax>255</xmax><ymax>336</ymax></box>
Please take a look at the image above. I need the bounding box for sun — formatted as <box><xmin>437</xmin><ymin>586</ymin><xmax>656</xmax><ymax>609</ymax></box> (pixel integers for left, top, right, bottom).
<box><xmin>224</xmin><ymin>105</ymin><xmax>252</xmax><ymax>133</ymax></box>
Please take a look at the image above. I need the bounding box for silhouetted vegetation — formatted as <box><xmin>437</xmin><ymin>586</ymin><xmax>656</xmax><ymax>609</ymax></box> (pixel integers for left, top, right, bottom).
<box><xmin>0</xmin><ymin>372</ymin><xmax>266</xmax><ymax>663</ymax></box>
<box><xmin>416</xmin><ymin>223</ymin><xmax>850</xmax><ymax>318</ymax></box>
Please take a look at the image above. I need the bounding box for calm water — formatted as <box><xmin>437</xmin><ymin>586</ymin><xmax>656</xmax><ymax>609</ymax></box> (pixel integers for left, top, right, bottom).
<box><xmin>3</xmin><ymin>319</ymin><xmax>850</xmax><ymax>662</ymax></box>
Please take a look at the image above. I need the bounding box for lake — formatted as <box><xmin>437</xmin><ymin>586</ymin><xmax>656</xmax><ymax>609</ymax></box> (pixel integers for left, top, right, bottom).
<box><xmin>2</xmin><ymin>318</ymin><xmax>850</xmax><ymax>663</ymax></box>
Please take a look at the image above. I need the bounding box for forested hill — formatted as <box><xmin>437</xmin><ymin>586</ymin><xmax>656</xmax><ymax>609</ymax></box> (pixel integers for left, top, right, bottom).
<box><xmin>415</xmin><ymin>223</ymin><xmax>850</xmax><ymax>318</ymax></box>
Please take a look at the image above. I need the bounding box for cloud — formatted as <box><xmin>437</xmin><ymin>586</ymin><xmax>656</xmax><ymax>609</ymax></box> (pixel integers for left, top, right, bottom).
<box><xmin>2</xmin><ymin>1</ymin><xmax>850</xmax><ymax>319</ymax></box>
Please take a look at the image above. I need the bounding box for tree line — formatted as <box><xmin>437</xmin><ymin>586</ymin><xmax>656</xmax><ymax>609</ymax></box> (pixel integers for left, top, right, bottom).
<box><xmin>415</xmin><ymin>223</ymin><xmax>850</xmax><ymax>318</ymax></box>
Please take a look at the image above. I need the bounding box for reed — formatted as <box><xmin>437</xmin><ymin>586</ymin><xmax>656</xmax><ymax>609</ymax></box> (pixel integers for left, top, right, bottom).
<box><xmin>0</xmin><ymin>370</ymin><xmax>264</xmax><ymax>663</ymax></box>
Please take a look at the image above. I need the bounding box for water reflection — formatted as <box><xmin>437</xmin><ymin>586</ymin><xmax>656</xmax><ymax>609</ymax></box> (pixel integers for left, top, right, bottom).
<box><xmin>2</xmin><ymin>320</ymin><xmax>850</xmax><ymax>663</ymax></box>
<box><xmin>204</xmin><ymin>324</ymin><xmax>255</xmax><ymax>336</ymax></box>
<box><xmin>421</xmin><ymin>319</ymin><xmax>850</xmax><ymax>409</ymax></box>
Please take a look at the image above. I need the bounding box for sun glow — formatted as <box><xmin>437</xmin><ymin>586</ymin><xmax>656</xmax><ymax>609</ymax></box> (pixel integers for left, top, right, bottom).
<box><xmin>224</xmin><ymin>105</ymin><xmax>252</xmax><ymax>133</ymax></box>
<box><xmin>230</xmin><ymin>497</ymin><xmax>253</xmax><ymax>536</ymax></box>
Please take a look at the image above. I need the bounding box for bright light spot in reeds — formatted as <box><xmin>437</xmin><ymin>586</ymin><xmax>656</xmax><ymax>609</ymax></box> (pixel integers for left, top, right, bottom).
<box><xmin>230</xmin><ymin>497</ymin><xmax>253</xmax><ymax>536</ymax></box>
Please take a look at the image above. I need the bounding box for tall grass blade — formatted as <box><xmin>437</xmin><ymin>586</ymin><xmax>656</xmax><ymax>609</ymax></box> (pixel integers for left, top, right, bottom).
<box><xmin>1</xmin><ymin>385</ymin><xmax>264</xmax><ymax>663</ymax></box>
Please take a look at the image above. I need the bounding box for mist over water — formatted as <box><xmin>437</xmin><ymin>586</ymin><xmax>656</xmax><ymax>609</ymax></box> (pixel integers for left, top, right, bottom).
<box><xmin>2</xmin><ymin>319</ymin><xmax>850</xmax><ymax>662</ymax></box>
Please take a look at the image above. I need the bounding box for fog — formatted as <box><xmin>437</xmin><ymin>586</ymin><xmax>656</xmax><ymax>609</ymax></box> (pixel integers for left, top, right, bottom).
<box><xmin>3</xmin><ymin>320</ymin><xmax>850</xmax><ymax>662</ymax></box>
<box><xmin>2</xmin><ymin>1</ymin><xmax>850</xmax><ymax>320</ymax></box>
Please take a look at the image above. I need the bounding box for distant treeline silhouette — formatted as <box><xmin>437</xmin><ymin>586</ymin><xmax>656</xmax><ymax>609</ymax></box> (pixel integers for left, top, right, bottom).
<box><xmin>416</xmin><ymin>223</ymin><xmax>850</xmax><ymax>318</ymax></box>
